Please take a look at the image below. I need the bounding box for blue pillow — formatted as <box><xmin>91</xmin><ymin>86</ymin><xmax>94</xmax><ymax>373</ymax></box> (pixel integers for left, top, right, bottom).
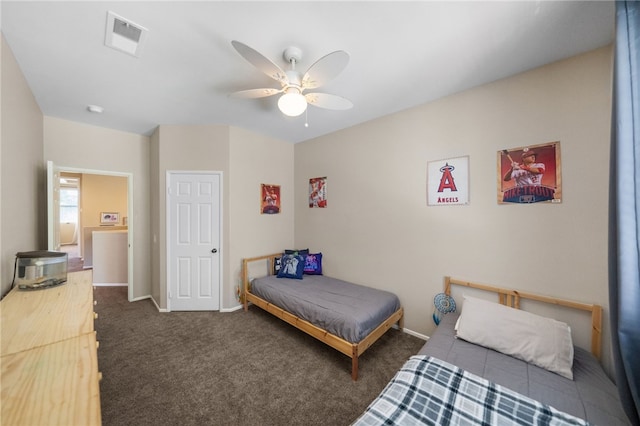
<box><xmin>284</xmin><ymin>248</ymin><xmax>309</xmax><ymax>257</ymax></box>
<box><xmin>277</xmin><ymin>254</ymin><xmax>305</xmax><ymax>279</ymax></box>
<box><xmin>303</xmin><ymin>253</ymin><xmax>323</xmax><ymax>275</ymax></box>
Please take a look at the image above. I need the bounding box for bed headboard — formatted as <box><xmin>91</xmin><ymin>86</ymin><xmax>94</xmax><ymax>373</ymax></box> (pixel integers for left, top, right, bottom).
<box><xmin>241</xmin><ymin>253</ymin><xmax>281</xmax><ymax>303</ymax></box>
<box><xmin>444</xmin><ymin>276</ymin><xmax>603</xmax><ymax>360</ymax></box>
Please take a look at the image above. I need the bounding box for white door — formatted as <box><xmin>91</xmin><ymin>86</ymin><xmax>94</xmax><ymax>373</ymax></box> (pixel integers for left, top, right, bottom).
<box><xmin>47</xmin><ymin>161</ymin><xmax>61</xmax><ymax>251</ymax></box>
<box><xmin>168</xmin><ymin>172</ymin><xmax>221</xmax><ymax>311</ymax></box>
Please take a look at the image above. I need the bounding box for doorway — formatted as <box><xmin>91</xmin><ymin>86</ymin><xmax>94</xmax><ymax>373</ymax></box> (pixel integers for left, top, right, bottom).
<box><xmin>47</xmin><ymin>162</ymin><xmax>134</xmax><ymax>301</ymax></box>
<box><xmin>58</xmin><ymin>173</ymin><xmax>82</xmax><ymax>271</ymax></box>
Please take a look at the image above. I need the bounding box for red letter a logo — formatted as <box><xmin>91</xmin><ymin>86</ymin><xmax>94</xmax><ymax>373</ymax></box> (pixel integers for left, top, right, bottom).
<box><xmin>437</xmin><ymin>163</ymin><xmax>458</xmax><ymax>193</ymax></box>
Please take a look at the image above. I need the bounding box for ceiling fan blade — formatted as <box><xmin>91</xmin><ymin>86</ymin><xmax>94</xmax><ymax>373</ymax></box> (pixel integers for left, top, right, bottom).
<box><xmin>302</xmin><ymin>51</ymin><xmax>349</xmax><ymax>89</ymax></box>
<box><xmin>231</xmin><ymin>40</ymin><xmax>288</xmax><ymax>85</ymax></box>
<box><xmin>305</xmin><ymin>92</ymin><xmax>353</xmax><ymax>110</ymax></box>
<box><xmin>230</xmin><ymin>88</ymin><xmax>281</xmax><ymax>99</ymax></box>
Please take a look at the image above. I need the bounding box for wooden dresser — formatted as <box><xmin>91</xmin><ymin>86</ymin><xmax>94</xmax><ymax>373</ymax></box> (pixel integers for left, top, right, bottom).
<box><xmin>0</xmin><ymin>269</ymin><xmax>101</xmax><ymax>425</ymax></box>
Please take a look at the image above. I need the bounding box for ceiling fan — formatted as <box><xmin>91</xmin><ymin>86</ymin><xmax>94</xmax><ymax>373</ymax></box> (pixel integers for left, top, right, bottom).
<box><xmin>230</xmin><ymin>40</ymin><xmax>353</xmax><ymax>117</ymax></box>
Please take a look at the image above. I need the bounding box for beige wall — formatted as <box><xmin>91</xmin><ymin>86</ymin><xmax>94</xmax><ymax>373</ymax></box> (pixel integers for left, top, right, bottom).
<box><xmin>295</xmin><ymin>46</ymin><xmax>614</xmax><ymax>375</ymax></box>
<box><xmin>1</xmin><ymin>35</ymin><xmax>44</xmax><ymax>297</ymax></box>
<box><xmin>81</xmin><ymin>174</ymin><xmax>128</xmax><ymax>228</ymax></box>
<box><xmin>153</xmin><ymin>125</ymin><xmax>230</xmax><ymax>310</ymax></box>
<box><xmin>149</xmin><ymin>129</ymin><xmax>160</xmax><ymax>304</ymax></box>
<box><xmin>43</xmin><ymin>116</ymin><xmax>151</xmax><ymax>301</ymax></box>
<box><xmin>228</xmin><ymin>126</ymin><xmax>294</xmax><ymax>305</ymax></box>
<box><xmin>152</xmin><ymin>125</ymin><xmax>293</xmax><ymax>311</ymax></box>
<box><xmin>1</xmin><ymin>36</ymin><xmax>3</xmax><ymax>295</ymax></box>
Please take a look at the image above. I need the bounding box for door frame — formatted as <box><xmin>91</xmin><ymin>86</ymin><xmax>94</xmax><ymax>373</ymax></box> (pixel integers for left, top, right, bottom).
<box><xmin>47</xmin><ymin>162</ymin><xmax>134</xmax><ymax>302</ymax></box>
<box><xmin>165</xmin><ymin>170</ymin><xmax>223</xmax><ymax>312</ymax></box>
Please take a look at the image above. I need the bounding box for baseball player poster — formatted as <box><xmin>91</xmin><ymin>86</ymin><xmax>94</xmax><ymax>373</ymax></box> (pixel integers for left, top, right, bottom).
<box><xmin>427</xmin><ymin>156</ymin><xmax>470</xmax><ymax>206</ymax></box>
<box><xmin>260</xmin><ymin>184</ymin><xmax>281</xmax><ymax>214</ymax></box>
<box><xmin>309</xmin><ymin>177</ymin><xmax>327</xmax><ymax>208</ymax></box>
<box><xmin>498</xmin><ymin>141</ymin><xmax>562</xmax><ymax>204</ymax></box>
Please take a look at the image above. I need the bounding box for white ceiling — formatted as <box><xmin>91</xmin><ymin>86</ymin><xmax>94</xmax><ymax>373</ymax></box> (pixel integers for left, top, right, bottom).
<box><xmin>1</xmin><ymin>1</ymin><xmax>615</xmax><ymax>144</ymax></box>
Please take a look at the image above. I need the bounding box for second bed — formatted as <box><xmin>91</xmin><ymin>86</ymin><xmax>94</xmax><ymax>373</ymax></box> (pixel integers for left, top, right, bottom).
<box><xmin>242</xmin><ymin>253</ymin><xmax>403</xmax><ymax>380</ymax></box>
<box><xmin>352</xmin><ymin>276</ymin><xmax>630</xmax><ymax>425</ymax></box>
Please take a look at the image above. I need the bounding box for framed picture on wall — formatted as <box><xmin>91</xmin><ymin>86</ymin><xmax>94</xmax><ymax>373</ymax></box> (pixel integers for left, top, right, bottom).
<box><xmin>498</xmin><ymin>141</ymin><xmax>562</xmax><ymax>204</ymax></box>
<box><xmin>261</xmin><ymin>184</ymin><xmax>281</xmax><ymax>214</ymax></box>
<box><xmin>309</xmin><ymin>177</ymin><xmax>327</xmax><ymax>208</ymax></box>
<box><xmin>427</xmin><ymin>156</ymin><xmax>470</xmax><ymax>206</ymax></box>
<box><xmin>100</xmin><ymin>212</ymin><xmax>119</xmax><ymax>224</ymax></box>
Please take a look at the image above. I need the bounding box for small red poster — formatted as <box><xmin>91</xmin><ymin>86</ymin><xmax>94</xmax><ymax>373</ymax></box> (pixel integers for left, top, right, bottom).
<box><xmin>260</xmin><ymin>184</ymin><xmax>281</xmax><ymax>214</ymax></box>
<box><xmin>309</xmin><ymin>177</ymin><xmax>327</xmax><ymax>208</ymax></box>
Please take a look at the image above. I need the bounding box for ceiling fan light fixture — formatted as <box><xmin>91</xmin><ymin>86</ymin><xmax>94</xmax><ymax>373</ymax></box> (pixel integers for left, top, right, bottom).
<box><xmin>231</xmin><ymin>41</ymin><xmax>351</xmax><ymax>118</ymax></box>
<box><xmin>278</xmin><ymin>91</ymin><xmax>307</xmax><ymax>117</ymax></box>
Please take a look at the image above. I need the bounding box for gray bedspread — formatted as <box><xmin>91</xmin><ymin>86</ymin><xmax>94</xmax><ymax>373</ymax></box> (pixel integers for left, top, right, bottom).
<box><xmin>418</xmin><ymin>313</ymin><xmax>630</xmax><ymax>425</ymax></box>
<box><xmin>250</xmin><ymin>274</ymin><xmax>401</xmax><ymax>343</ymax></box>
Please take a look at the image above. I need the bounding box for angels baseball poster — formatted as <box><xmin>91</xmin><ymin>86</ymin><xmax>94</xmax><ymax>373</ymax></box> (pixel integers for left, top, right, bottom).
<box><xmin>497</xmin><ymin>141</ymin><xmax>562</xmax><ymax>204</ymax></box>
<box><xmin>427</xmin><ymin>156</ymin><xmax>469</xmax><ymax>206</ymax></box>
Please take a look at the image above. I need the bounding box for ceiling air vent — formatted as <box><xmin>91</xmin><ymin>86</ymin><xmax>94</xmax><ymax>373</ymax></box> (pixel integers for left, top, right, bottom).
<box><xmin>105</xmin><ymin>11</ymin><xmax>148</xmax><ymax>57</ymax></box>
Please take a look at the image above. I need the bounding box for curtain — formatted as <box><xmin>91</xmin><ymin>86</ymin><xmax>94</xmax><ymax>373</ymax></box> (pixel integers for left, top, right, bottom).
<box><xmin>609</xmin><ymin>1</ymin><xmax>640</xmax><ymax>425</ymax></box>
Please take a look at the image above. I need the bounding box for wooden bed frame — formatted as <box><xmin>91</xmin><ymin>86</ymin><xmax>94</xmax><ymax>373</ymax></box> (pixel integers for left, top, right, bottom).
<box><xmin>444</xmin><ymin>276</ymin><xmax>603</xmax><ymax>360</ymax></box>
<box><xmin>242</xmin><ymin>253</ymin><xmax>404</xmax><ymax>380</ymax></box>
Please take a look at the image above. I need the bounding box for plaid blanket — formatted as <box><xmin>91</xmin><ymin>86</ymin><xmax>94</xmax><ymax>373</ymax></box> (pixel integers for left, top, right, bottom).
<box><xmin>352</xmin><ymin>356</ymin><xmax>590</xmax><ymax>426</ymax></box>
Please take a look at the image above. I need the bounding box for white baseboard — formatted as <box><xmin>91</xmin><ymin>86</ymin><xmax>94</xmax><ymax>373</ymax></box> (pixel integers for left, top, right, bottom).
<box><xmin>398</xmin><ymin>326</ymin><xmax>429</xmax><ymax>341</ymax></box>
<box><xmin>150</xmin><ymin>295</ymin><xmax>168</xmax><ymax>312</ymax></box>
<box><xmin>93</xmin><ymin>283</ymin><xmax>127</xmax><ymax>286</ymax></box>
<box><xmin>221</xmin><ymin>304</ymin><xmax>244</xmax><ymax>313</ymax></box>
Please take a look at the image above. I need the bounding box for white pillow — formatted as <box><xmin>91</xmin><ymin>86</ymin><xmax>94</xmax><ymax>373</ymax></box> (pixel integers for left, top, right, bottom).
<box><xmin>456</xmin><ymin>295</ymin><xmax>574</xmax><ymax>380</ymax></box>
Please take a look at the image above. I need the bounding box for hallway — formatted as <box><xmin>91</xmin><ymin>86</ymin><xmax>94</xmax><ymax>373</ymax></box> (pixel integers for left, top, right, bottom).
<box><xmin>59</xmin><ymin>244</ymin><xmax>86</xmax><ymax>273</ymax></box>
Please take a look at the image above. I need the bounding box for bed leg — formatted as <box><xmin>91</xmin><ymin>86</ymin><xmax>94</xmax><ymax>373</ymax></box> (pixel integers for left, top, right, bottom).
<box><xmin>352</xmin><ymin>356</ymin><xmax>359</xmax><ymax>381</ymax></box>
<box><xmin>398</xmin><ymin>313</ymin><xmax>404</xmax><ymax>331</ymax></box>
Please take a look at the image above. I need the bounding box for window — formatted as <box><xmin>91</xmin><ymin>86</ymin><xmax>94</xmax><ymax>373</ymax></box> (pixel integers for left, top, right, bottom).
<box><xmin>60</xmin><ymin>178</ymin><xmax>79</xmax><ymax>223</ymax></box>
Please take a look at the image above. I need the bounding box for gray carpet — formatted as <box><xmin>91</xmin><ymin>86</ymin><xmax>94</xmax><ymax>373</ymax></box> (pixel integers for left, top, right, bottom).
<box><xmin>94</xmin><ymin>286</ymin><xmax>425</xmax><ymax>426</ymax></box>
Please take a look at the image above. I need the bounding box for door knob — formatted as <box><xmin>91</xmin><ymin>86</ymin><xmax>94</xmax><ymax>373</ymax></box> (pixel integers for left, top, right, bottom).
<box><xmin>211</xmin><ymin>248</ymin><xmax>218</xmax><ymax>253</ymax></box>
